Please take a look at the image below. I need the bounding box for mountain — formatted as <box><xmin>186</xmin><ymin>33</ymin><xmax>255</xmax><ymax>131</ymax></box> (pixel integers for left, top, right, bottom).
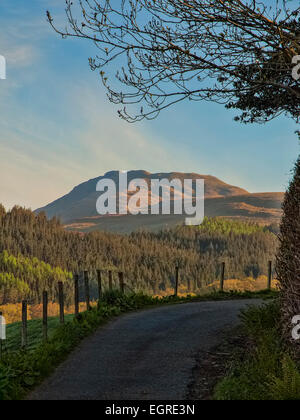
<box><xmin>35</xmin><ymin>170</ymin><xmax>284</xmax><ymax>233</ymax></box>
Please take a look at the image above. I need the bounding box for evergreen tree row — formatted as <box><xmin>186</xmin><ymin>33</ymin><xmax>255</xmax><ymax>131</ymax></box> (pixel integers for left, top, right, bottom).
<box><xmin>0</xmin><ymin>205</ymin><xmax>278</xmax><ymax>301</ymax></box>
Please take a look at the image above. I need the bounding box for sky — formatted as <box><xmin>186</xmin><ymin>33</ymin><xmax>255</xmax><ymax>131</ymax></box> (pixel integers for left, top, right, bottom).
<box><xmin>0</xmin><ymin>0</ymin><xmax>299</xmax><ymax>210</ymax></box>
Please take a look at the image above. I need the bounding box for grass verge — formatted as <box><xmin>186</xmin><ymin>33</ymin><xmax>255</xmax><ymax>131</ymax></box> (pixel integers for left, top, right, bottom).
<box><xmin>214</xmin><ymin>300</ymin><xmax>300</xmax><ymax>400</ymax></box>
<box><xmin>0</xmin><ymin>289</ymin><xmax>276</xmax><ymax>400</ymax></box>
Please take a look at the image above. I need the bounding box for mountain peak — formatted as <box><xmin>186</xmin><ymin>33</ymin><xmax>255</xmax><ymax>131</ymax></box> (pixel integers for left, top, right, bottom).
<box><xmin>35</xmin><ymin>170</ymin><xmax>283</xmax><ymax>232</ymax></box>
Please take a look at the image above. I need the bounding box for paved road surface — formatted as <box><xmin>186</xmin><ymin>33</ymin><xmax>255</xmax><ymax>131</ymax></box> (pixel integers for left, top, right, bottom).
<box><xmin>29</xmin><ymin>300</ymin><xmax>260</xmax><ymax>400</ymax></box>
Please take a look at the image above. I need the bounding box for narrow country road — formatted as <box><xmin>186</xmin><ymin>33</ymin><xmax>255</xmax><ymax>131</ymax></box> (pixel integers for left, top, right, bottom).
<box><xmin>29</xmin><ymin>300</ymin><xmax>260</xmax><ymax>400</ymax></box>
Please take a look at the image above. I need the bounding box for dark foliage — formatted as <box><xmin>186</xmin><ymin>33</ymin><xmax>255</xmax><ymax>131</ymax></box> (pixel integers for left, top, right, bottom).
<box><xmin>47</xmin><ymin>1</ymin><xmax>300</xmax><ymax>124</ymax></box>
<box><xmin>276</xmin><ymin>157</ymin><xmax>300</xmax><ymax>349</ymax></box>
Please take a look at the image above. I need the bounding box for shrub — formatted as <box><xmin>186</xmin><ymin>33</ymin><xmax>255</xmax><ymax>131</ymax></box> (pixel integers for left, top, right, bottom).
<box><xmin>268</xmin><ymin>355</ymin><xmax>300</xmax><ymax>400</ymax></box>
<box><xmin>214</xmin><ymin>301</ymin><xmax>300</xmax><ymax>400</ymax></box>
<box><xmin>276</xmin><ymin>157</ymin><xmax>300</xmax><ymax>349</ymax></box>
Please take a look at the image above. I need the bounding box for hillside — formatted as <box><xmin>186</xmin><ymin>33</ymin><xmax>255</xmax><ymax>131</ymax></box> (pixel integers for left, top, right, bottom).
<box><xmin>35</xmin><ymin>171</ymin><xmax>283</xmax><ymax>233</ymax></box>
<box><xmin>0</xmin><ymin>250</ymin><xmax>72</xmax><ymax>305</ymax></box>
<box><xmin>63</xmin><ymin>192</ymin><xmax>284</xmax><ymax>234</ymax></box>
<box><xmin>0</xmin><ymin>206</ymin><xmax>278</xmax><ymax>296</ymax></box>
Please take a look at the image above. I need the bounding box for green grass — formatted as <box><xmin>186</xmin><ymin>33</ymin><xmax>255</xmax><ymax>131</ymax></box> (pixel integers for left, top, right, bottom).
<box><xmin>214</xmin><ymin>300</ymin><xmax>300</xmax><ymax>400</ymax></box>
<box><xmin>5</xmin><ymin>314</ymin><xmax>75</xmax><ymax>352</ymax></box>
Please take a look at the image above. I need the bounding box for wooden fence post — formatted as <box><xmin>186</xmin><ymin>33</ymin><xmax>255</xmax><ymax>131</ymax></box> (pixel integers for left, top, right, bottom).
<box><xmin>58</xmin><ymin>282</ymin><xmax>64</xmax><ymax>324</ymax></box>
<box><xmin>74</xmin><ymin>274</ymin><xmax>79</xmax><ymax>318</ymax></box>
<box><xmin>268</xmin><ymin>261</ymin><xmax>273</xmax><ymax>290</ymax></box>
<box><xmin>21</xmin><ymin>300</ymin><xmax>28</xmax><ymax>348</ymax></box>
<box><xmin>118</xmin><ymin>272</ymin><xmax>125</xmax><ymax>294</ymax></box>
<box><xmin>220</xmin><ymin>262</ymin><xmax>225</xmax><ymax>292</ymax></box>
<box><xmin>84</xmin><ymin>271</ymin><xmax>91</xmax><ymax>311</ymax></box>
<box><xmin>108</xmin><ymin>271</ymin><xmax>113</xmax><ymax>291</ymax></box>
<box><xmin>43</xmin><ymin>291</ymin><xmax>48</xmax><ymax>342</ymax></box>
<box><xmin>174</xmin><ymin>266</ymin><xmax>179</xmax><ymax>297</ymax></box>
<box><xmin>97</xmin><ymin>270</ymin><xmax>102</xmax><ymax>301</ymax></box>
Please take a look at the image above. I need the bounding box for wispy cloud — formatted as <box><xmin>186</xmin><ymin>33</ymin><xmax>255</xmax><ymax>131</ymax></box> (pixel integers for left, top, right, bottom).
<box><xmin>71</xmin><ymin>84</ymin><xmax>184</xmax><ymax>172</ymax></box>
<box><xmin>4</xmin><ymin>44</ymin><xmax>37</xmax><ymax>68</ymax></box>
<box><xmin>0</xmin><ymin>76</ymin><xmax>194</xmax><ymax>210</ymax></box>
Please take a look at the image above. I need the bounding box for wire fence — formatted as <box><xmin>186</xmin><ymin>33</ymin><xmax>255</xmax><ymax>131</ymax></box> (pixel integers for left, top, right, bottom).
<box><xmin>0</xmin><ymin>260</ymin><xmax>276</xmax><ymax>357</ymax></box>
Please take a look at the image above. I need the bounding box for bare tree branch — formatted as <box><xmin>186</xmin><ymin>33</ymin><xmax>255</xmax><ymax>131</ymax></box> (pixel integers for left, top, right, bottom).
<box><xmin>47</xmin><ymin>0</ymin><xmax>300</xmax><ymax>123</ymax></box>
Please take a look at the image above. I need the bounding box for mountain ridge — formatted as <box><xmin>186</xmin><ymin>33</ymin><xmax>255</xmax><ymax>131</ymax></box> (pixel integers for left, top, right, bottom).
<box><xmin>35</xmin><ymin>170</ymin><xmax>283</xmax><ymax>233</ymax></box>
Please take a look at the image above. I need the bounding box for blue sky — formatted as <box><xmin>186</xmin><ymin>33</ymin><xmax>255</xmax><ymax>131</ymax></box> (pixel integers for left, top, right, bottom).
<box><xmin>0</xmin><ymin>0</ymin><xmax>299</xmax><ymax>210</ymax></box>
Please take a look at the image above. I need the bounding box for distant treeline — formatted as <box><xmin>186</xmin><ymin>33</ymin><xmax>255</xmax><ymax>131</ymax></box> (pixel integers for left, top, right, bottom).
<box><xmin>0</xmin><ymin>205</ymin><xmax>278</xmax><ymax>302</ymax></box>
